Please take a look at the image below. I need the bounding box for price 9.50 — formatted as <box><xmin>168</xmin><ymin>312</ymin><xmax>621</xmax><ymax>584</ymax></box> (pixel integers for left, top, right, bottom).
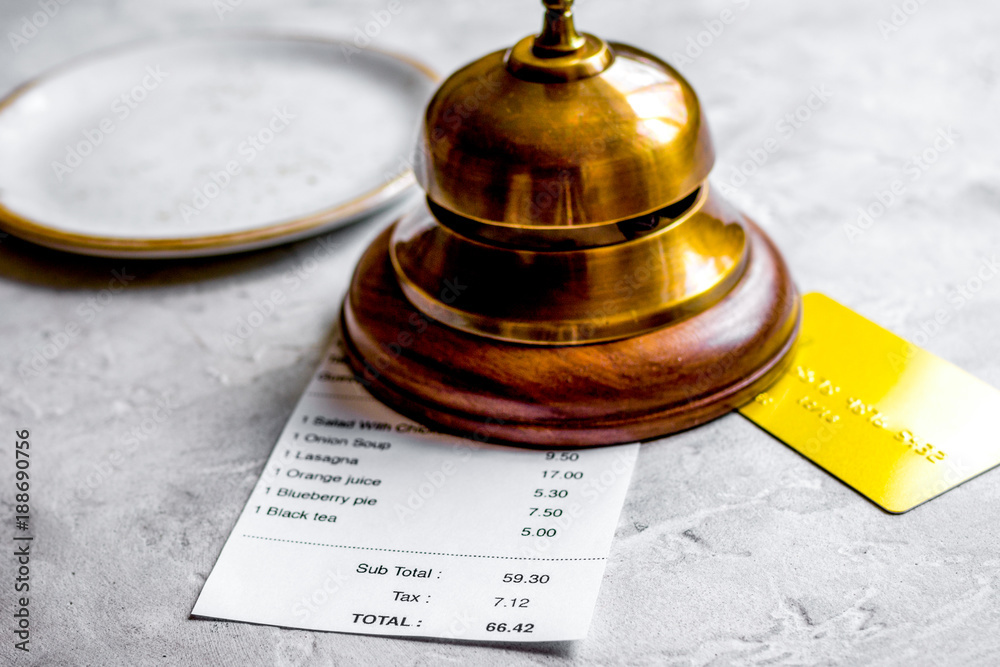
<box><xmin>545</xmin><ymin>452</ymin><xmax>579</xmax><ymax>461</ymax></box>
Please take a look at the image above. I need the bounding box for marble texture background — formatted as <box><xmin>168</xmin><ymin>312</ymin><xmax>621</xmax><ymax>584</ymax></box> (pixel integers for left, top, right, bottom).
<box><xmin>2</xmin><ymin>0</ymin><xmax>999</xmax><ymax>665</ymax></box>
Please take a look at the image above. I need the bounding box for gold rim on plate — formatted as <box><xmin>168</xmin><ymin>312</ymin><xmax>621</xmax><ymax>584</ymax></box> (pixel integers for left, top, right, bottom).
<box><xmin>0</xmin><ymin>32</ymin><xmax>439</xmax><ymax>259</ymax></box>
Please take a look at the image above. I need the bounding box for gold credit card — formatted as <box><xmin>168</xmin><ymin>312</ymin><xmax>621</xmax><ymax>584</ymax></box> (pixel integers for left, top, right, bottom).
<box><xmin>740</xmin><ymin>293</ymin><xmax>1000</xmax><ymax>513</ymax></box>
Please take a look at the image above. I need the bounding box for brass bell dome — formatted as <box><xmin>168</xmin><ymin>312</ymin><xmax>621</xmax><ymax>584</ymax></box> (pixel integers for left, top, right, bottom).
<box><xmin>416</xmin><ymin>0</ymin><xmax>714</xmax><ymax>230</ymax></box>
<box><xmin>342</xmin><ymin>0</ymin><xmax>801</xmax><ymax>447</ymax></box>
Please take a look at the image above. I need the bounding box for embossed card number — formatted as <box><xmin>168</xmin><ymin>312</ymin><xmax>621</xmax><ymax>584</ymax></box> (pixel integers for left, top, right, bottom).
<box><xmin>741</xmin><ymin>293</ymin><xmax>1000</xmax><ymax>513</ymax></box>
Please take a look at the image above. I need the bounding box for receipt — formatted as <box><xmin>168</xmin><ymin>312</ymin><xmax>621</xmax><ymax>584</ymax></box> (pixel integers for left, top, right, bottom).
<box><xmin>193</xmin><ymin>345</ymin><xmax>639</xmax><ymax>642</ymax></box>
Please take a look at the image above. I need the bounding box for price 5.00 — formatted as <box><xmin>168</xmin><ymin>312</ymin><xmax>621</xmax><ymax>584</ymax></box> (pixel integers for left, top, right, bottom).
<box><xmin>522</xmin><ymin>527</ymin><xmax>557</xmax><ymax>537</ymax></box>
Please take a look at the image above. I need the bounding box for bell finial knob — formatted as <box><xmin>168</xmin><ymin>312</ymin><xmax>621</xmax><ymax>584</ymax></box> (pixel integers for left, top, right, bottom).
<box><xmin>535</xmin><ymin>0</ymin><xmax>586</xmax><ymax>57</ymax></box>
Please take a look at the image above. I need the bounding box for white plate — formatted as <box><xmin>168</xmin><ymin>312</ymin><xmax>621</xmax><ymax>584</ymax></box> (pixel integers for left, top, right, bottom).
<box><xmin>0</xmin><ymin>33</ymin><xmax>437</xmax><ymax>258</ymax></box>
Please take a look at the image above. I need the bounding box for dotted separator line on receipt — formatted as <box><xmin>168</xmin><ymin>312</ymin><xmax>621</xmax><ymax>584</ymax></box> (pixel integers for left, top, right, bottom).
<box><xmin>244</xmin><ymin>535</ymin><xmax>607</xmax><ymax>561</ymax></box>
<box><xmin>305</xmin><ymin>393</ymin><xmax>372</xmax><ymax>400</ymax></box>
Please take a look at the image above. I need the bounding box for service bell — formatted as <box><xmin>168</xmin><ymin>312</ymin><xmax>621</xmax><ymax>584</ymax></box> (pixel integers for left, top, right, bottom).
<box><xmin>342</xmin><ymin>0</ymin><xmax>800</xmax><ymax>446</ymax></box>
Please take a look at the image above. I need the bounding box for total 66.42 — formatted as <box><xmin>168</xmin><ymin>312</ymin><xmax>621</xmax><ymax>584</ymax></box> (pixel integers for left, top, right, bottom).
<box><xmin>485</xmin><ymin>622</ymin><xmax>535</xmax><ymax>634</ymax></box>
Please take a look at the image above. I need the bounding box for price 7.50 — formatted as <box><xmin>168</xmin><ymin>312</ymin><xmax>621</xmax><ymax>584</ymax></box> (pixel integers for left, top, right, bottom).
<box><xmin>529</xmin><ymin>507</ymin><xmax>563</xmax><ymax>517</ymax></box>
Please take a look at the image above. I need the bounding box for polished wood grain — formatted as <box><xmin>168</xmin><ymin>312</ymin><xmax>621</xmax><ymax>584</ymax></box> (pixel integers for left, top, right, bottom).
<box><xmin>342</xmin><ymin>219</ymin><xmax>800</xmax><ymax>447</ymax></box>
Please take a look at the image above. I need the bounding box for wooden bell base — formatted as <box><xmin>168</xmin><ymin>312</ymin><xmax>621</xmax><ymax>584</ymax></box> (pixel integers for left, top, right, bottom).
<box><xmin>342</xmin><ymin>220</ymin><xmax>800</xmax><ymax>447</ymax></box>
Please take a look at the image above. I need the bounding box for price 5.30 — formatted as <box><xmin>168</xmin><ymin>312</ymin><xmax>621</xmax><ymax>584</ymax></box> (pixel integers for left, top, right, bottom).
<box><xmin>534</xmin><ymin>489</ymin><xmax>568</xmax><ymax>498</ymax></box>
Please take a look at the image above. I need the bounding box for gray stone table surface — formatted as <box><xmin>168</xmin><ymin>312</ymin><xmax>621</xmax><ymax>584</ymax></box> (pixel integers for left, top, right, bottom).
<box><xmin>1</xmin><ymin>0</ymin><xmax>999</xmax><ymax>665</ymax></box>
